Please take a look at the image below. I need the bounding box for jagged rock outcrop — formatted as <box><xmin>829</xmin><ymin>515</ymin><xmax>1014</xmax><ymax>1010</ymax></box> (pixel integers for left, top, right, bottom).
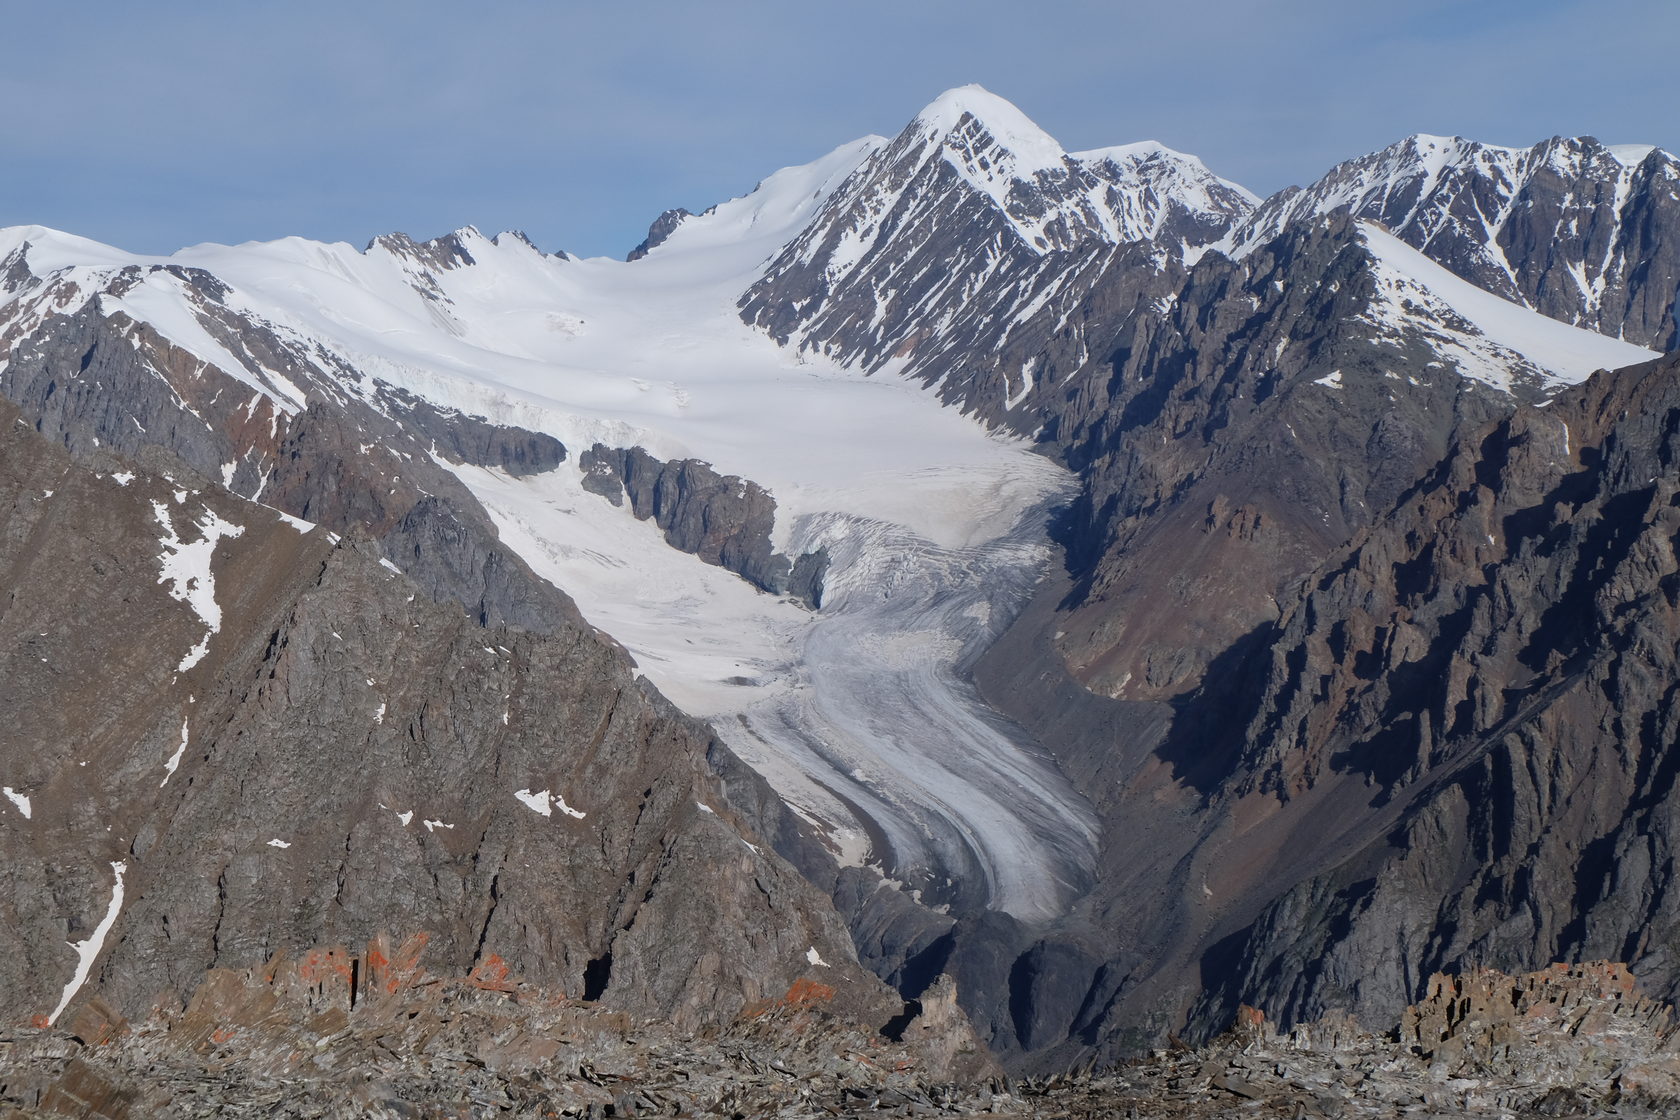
<box><xmin>626</xmin><ymin>207</ymin><xmax>693</xmax><ymax>260</ymax></box>
<box><xmin>1136</xmin><ymin>351</ymin><xmax>1680</xmax><ymax>1043</ymax></box>
<box><xmin>1398</xmin><ymin>962</ymin><xmax>1674</xmax><ymax>1075</ymax></box>
<box><xmin>580</xmin><ymin>443</ymin><xmax>826</xmax><ymax>604</ymax></box>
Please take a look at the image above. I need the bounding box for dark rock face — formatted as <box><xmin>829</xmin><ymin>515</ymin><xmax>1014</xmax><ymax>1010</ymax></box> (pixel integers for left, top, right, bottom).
<box><xmin>967</xmin><ymin>352</ymin><xmax>1680</xmax><ymax>1065</ymax></box>
<box><xmin>579</xmin><ymin>443</ymin><xmax>826</xmax><ymax>605</ymax></box>
<box><xmin>0</xmin><ymin>401</ymin><xmax>902</xmax><ymax>1038</ymax></box>
<box><xmin>1162</xmin><ymin>352</ymin><xmax>1680</xmax><ymax>1040</ymax></box>
<box><xmin>1236</xmin><ymin>134</ymin><xmax>1680</xmax><ymax>349</ymax></box>
<box><xmin>626</xmin><ymin>207</ymin><xmax>693</xmax><ymax>261</ymax></box>
<box><xmin>1047</xmin><ymin>214</ymin><xmax>1515</xmax><ymax>706</ymax></box>
<box><xmin>788</xmin><ymin>547</ymin><xmax>831</xmax><ymax>609</ymax></box>
<box><xmin>0</xmin><ymin>297</ymin><xmax>283</xmax><ymax>479</ymax></box>
<box><xmin>388</xmin><ymin>389</ymin><xmax>567</xmax><ymax>477</ymax></box>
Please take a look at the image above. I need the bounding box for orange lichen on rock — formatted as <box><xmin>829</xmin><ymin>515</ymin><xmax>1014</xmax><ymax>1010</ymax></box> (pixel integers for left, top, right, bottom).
<box><xmin>296</xmin><ymin>947</ymin><xmax>355</xmax><ymax>993</ymax></box>
<box><xmin>469</xmin><ymin>953</ymin><xmax>518</xmax><ymax>994</ymax></box>
<box><xmin>364</xmin><ymin>932</ymin><xmax>431</xmax><ymax>998</ymax></box>
<box><xmin>740</xmin><ymin>975</ymin><xmax>838</xmax><ymax>1019</ymax></box>
<box><xmin>784</xmin><ymin>978</ymin><xmax>837</xmax><ymax>1006</ymax></box>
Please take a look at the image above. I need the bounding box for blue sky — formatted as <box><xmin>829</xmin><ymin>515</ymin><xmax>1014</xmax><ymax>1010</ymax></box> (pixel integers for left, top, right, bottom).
<box><xmin>3</xmin><ymin>0</ymin><xmax>1675</xmax><ymax>259</ymax></box>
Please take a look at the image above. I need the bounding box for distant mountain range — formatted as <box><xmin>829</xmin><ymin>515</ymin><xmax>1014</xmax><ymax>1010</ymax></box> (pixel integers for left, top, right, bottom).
<box><xmin>2</xmin><ymin>83</ymin><xmax>1678</xmax><ymax>1080</ymax></box>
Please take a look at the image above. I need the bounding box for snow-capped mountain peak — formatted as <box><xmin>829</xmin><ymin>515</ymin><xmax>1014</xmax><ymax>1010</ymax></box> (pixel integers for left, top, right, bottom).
<box><xmin>887</xmin><ymin>85</ymin><xmax>1252</xmax><ymax>254</ymax></box>
<box><xmin>737</xmin><ymin>88</ymin><xmax>1257</xmax><ymax>391</ymax></box>
<box><xmin>912</xmin><ymin>83</ymin><xmax>1070</xmax><ymax>186</ymax></box>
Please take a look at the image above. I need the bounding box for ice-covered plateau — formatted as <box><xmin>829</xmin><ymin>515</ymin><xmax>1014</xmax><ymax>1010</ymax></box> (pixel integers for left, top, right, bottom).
<box><xmin>0</xmin><ymin>114</ymin><xmax>1099</xmax><ymax>922</ymax></box>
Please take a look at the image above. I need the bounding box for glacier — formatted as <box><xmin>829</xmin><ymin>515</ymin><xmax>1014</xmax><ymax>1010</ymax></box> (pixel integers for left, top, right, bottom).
<box><xmin>0</xmin><ymin>129</ymin><xmax>1100</xmax><ymax>922</ymax></box>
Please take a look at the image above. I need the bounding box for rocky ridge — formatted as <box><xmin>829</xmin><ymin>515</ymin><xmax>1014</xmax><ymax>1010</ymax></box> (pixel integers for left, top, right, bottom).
<box><xmin>579</xmin><ymin>443</ymin><xmax>827</xmax><ymax>605</ymax></box>
<box><xmin>5</xmin><ymin>960</ymin><xmax>1678</xmax><ymax>1118</ymax></box>
<box><xmin>1229</xmin><ymin>133</ymin><xmax>1680</xmax><ymax>349</ymax></box>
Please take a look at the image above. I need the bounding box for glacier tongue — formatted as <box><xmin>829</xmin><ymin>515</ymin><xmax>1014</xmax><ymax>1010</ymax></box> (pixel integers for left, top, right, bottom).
<box><xmin>762</xmin><ymin>500</ymin><xmax>1098</xmax><ymax>920</ymax></box>
<box><xmin>452</xmin><ymin>452</ymin><xmax>1094</xmax><ymax>922</ymax></box>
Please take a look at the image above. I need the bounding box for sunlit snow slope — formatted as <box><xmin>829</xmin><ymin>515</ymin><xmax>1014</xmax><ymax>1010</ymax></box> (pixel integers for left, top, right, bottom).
<box><xmin>1358</xmin><ymin>222</ymin><xmax>1659</xmax><ymax>393</ymax></box>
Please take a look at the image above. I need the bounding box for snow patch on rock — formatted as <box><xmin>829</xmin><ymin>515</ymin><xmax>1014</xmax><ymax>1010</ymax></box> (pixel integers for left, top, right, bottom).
<box><xmin>514</xmin><ymin>788</ymin><xmax>552</xmax><ymax>817</ymax></box>
<box><xmin>154</xmin><ymin>501</ymin><xmax>245</xmax><ymax>672</ymax></box>
<box><xmin>161</xmin><ymin>717</ymin><xmax>190</xmax><ymax>786</ymax></box>
<box><xmin>47</xmin><ymin>861</ymin><xmax>127</xmax><ymax>1026</ymax></box>
<box><xmin>2</xmin><ymin>786</ymin><xmax>30</xmax><ymax>819</ymax></box>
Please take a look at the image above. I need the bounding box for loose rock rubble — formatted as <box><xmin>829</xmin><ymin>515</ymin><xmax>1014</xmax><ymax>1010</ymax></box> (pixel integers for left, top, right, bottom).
<box><xmin>0</xmin><ymin>935</ymin><xmax>993</xmax><ymax>1119</ymax></box>
<box><xmin>4</xmin><ymin>956</ymin><xmax>1679</xmax><ymax>1117</ymax></box>
<box><xmin>1009</xmin><ymin>962</ymin><xmax>1680</xmax><ymax>1118</ymax></box>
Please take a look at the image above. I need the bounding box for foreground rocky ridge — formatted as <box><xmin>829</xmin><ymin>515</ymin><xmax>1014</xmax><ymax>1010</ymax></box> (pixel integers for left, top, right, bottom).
<box><xmin>5</xmin><ymin>959</ymin><xmax>1678</xmax><ymax>1118</ymax></box>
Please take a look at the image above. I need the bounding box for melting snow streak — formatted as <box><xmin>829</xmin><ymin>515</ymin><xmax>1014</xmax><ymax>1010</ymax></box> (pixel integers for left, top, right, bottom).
<box><xmin>161</xmin><ymin>717</ymin><xmax>189</xmax><ymax>786</ymax></box>
<box><xmin>47</xmin><ymin>861</ymin><xmax>127</xmax><ymax>1025</ymax></box>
